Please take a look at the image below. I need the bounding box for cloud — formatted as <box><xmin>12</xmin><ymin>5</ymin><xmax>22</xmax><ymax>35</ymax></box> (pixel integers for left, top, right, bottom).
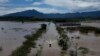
<box><xmin>25</xmin><ymin>0</ymin><xmax>33</xmax><ymax>2</ymax></box>
<box><xmin>33</xmin><ymin>7</ymin><xmax>67</xmax><ymax>13</ymax></box>
<box><xmin>33</xmin><ymin>2</ymin><xmax>43</xmax><ymax>5</ymax></box>
<box><xmin>43</xmin><ymin>0</ymin><xmax>100</xmax><ymax>12</ymax></box>
<box><xmin>0</xmin><ymin>7</ymin><xmax>32</xmax><ymax>16</ymax></box>
<box><xmin>0</xmin><ymin>0</ymin><xmax>9</xmax><ymax>3</ymax></box>
<box><xmin>44</xmin><ymin>0</ymin><xmax>100</xmax><ymax>8</ymax></box>
<box><xmin>0</xmin><ymin>6</ymin><xmax>69</xmax><ymax>16</ymax></box>
<box><xmin>0</xmin><ymin>0</ymin><xmax>100</xmax><ymax>15</ymax></box>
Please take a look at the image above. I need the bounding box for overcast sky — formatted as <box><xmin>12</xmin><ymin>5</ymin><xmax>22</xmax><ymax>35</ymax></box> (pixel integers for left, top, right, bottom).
<box><xmin>0</xmin><ymin>0</ymin><xmax>100</xmax><ymax>15</ymax></box>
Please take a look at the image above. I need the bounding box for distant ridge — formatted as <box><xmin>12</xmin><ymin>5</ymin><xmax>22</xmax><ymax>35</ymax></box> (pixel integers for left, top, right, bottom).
<box><xmin>2</xmin><ymin>9</ymin><xmax>100</xmax><ymax>19</ymax></box>
<box><xmin>4</xmin><ymin>9</ymin><xmax>43</xmax><ymax>17</ymax></box>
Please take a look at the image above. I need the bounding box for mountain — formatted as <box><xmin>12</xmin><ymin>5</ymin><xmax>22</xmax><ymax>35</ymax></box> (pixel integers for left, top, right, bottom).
<box><xmin>4</xmin><ymin>9</ymin><xmax>43</xmax><ymax>17</ymax></box>
<box><xmin>2</xmin><ymin>9</ymin><xmax>100</xmax><ymax>19</ymax></box>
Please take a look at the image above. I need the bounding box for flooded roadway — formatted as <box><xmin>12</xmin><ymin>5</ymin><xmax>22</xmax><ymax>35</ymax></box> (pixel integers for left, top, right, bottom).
<box><xmin>40</xmin><ymin>22</ymin><xmax>61</xmax><ymax>56</ymax></box>
<box><xmin>0</xmin><ymin>21</ymin><xmax>100</xmax><ymax>56</ymax></box>
<box><xmin>28</xmin><ymin>22</ymin><xmax>61</xmax><ymax>56</ymax></box>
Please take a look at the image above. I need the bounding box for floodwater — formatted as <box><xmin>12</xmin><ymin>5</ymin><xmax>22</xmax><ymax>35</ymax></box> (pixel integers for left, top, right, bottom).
<box><xmin>28</xmin><ymin>22</ymin><xmax>61</xmax><ymax>56</ymax></box>
<box><xmin>0</xmin><ymin>21</ymin><xmax>100</xmax><ymax>56</ymax></box>
<box><xmin>40</xmin><ymin>22</ymin><xmax>61</xmax><ymax>56</ymax></box>
<box><xmin>67</xmin><ymin>29</ymin><xmax>100</xmax><ymax>56</ymax></box>
<box><xmin>0</xmin><ymin>21</ymin><xmax>47</xmax><ymax>56</ymax></box>
<box><xmin>56</xmin><ymin>22</ymin><xmax>100</xmax><ymax>56</ymax></box>
<box><xmin>81</xmin><ymin>22</ymin><xmax>100</xmax><ymax>28</ymax></box>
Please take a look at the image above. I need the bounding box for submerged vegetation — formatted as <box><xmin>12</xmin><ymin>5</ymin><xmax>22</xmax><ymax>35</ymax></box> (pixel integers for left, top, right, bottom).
<box><xmin>57</xmin><ymin>26</ymin><xmax>90</xmax><ymax>56</ymax></box>
<box><xmin>67</xmin><ymin>26</ymin><xmax>100</xmax><ymax>34</ymax></box>
<box><xmin>58</xmin><ymin>33</ymin><xmax>69</xmax><ymax>50</ymax></box>
<box><xmin>69</xmin><ymin>50</ymin><xmax>77</xmax><ymax>56</ymax></box>
<box><xmin>0</xmin><ymin>21</ymin><xmax>99</xmax><ymax>56</ymax></box>
<box><xmin>56</xmin><ymin>27</ymin><xmax>69</xmax><ymax>50</ymax></box>
<box><xmin>10</xmin><ymin>24</ymin><xmax>47</xmax><ymax>56</ymax></box>
<box><xmin>79</xmin><ymin>47</ymin><xmax>89</xmax><ymax>56</ymax></box>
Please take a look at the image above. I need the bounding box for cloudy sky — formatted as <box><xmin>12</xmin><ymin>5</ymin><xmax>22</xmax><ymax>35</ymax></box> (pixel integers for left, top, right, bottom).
<box><xmin>0</xmin><ymin>0</ymin><xmax>100</xmax><ymax>15</ymax></box>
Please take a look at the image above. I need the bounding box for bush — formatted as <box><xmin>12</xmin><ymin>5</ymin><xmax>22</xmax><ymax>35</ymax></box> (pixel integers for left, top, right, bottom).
<box><xmin>79</xmin><ymin>47</ymin><xmax>89</xmax><ymax>56</ymax></box>
<box><xmin>69</xmin><ymin>51</ymin><xmax>77</xmax><ymax>56</ymax></box>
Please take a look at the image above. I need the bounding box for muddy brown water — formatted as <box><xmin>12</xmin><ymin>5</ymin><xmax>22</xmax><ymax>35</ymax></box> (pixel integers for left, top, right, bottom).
<box><xmin>28</xmin><ymin>22</ymin><xmax>61</xmax><ymax>56</ymax></box>
<box><xmin>67</xmin><ymin>30</ymin><xmax>100</xmax><ymax>56</ymax></box>
<box><xmin>0</xmin><ymin>21</ymin><xmax>48</xmax><ymax>56</ymax></box>
<box><xmin>0</xmin><ymin>21</ymin><xmax>100</xmax><ymax>56</ymax></box>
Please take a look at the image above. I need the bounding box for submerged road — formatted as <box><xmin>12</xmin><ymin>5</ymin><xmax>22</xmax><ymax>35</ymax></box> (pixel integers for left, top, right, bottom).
<box><xmin>40</xmin><ymin>22</ymin><xmax>61</xmax><ymax>56</ymax></box>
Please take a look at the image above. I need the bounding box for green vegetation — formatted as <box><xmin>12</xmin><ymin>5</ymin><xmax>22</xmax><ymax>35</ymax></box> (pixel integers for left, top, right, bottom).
<box><xmin>35</xmin><ymin>45</ymin><xmax>43</xmax><ymax>56</ymax></box>
<box><xmin>56</xmin><ymin>26</ymin><xmax>91</xmax><ymax>56</ymax></box>
<box><xmin>58</xmin><ymin>34</ymin><xmax>69</xmax><ymax>50</ymax></box>
<box><xmin>67</xmin><ymin>26</ymin><xmax>100</xmax><ymax>34</ymax></box>
<box><xmin>69</xmin><ymin>51</ymin><xmax>77</xmax><ymax>56</ymax></box>
<box><xmin>0</xmin><ymin>16</ymin><xmax>83</xmax><ymax>22</ymax></box>
<box><xmin>56</xmin><ymin>27</ymin><xmax>64</xmax><ymax>35</ymax></box>
<box><xmin>79</xmin><ymin>27</ymin><xmax>97</xmax><ymax>33</ymax></box>
<box><xmin>56</xmin><ymin>27</ymin><xmax>69</xmax><ymax>50</ymax></box>
<box><xmin>10</xmin><ymin>24</ymin><xmax>46</xmax><ymax>56</ymax></box>
<box><xmin>79</xmin><ymin>47</ymin><xmax>89</xmax><ymax>56</ymax></box>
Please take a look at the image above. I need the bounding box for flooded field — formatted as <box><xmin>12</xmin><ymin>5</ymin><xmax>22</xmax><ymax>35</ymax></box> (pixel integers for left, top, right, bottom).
<box><xmin>61</xmin><ymin>22</ymin><xmax>100</xmax><ymax>56</ymax></box>
<box><xmin>67</xmin><ymin>31</ymin><xmax>100</xmax><ymax>56</ymax></box>
<box><xmin>0</xmin><ymin>21</ymin><xmax>48</xmax><ymax>56</ymax></box>
<box><xmin>0</xmin><ymin>21</ymin><xmax>100</xmax><ymax>56</ymax></box>
<box><xmin>81</xmin><ymin>22</ymin><xmax>100</xmax><ymax>28</ymax></box>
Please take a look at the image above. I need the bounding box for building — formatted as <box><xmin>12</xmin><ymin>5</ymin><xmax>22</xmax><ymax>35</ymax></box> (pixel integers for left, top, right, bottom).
<box><xmin>56</xmin><ymin>22</ymin><xmax>81</xmax><ymax>28</ymax></box>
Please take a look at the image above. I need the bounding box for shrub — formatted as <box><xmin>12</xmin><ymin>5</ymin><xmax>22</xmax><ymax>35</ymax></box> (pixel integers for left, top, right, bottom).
<box><xmin>69</xmin><ymin>51</ymin><xmax>77</xmax><ymax>56</ymax></box>
<box><xmin>79</xmin><ymin>47</ymin><xmax>89</xmax><ymax>56</ymax></box>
